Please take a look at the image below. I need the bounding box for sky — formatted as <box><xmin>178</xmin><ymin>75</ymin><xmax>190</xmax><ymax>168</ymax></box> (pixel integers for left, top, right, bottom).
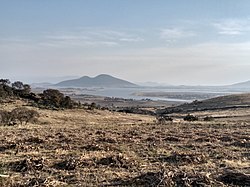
<box><xmin>1</xmin><ymin>0</ymin><xmax>250</xmax><ymax>85</ymax></box>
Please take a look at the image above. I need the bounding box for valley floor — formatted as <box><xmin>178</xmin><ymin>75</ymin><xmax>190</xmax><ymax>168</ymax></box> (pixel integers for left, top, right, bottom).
<box><xmin>0</xmin><ymin>100</ymin><xmax>250</xmax><ymax>186</ymax></box>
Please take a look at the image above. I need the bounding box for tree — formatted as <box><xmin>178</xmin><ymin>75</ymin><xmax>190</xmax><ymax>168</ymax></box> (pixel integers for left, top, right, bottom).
<box><xmin>61</xmin><ymin>96</ymin><xmax>74</xmax><ymax>109</ymax></box>
<box><xmin>0</xmin><ymin>79</ymin><xmax>10</xmax><ymax>85</ymax></box>
<box><xmin>12</xmin><ymin>81</ymin><xmax>24</xmax><ymax>90</ymax></box>
<box><xmin>88</xmin><ymin>102</ymin><xmax>97</xmax><ymax>110</ymax></box>
<box><xmin>0</xmin><ymin>79</ymin><xmax>13</xmax><ymax>98</ymax></box>
<box><xmin>42</xmin><ymin>89</ymin><xmax>65</xmax><ymax>108</ymax></box>
<box><xmin>40</xmin><ymin>89</ymin><xmax>75</xmax><ymax>109</ymax></box>
<box><xmin>12</xmin><ymin>81</ymin><xmax>32</xmax><ymax>96</ymax></box>
<box><xmin>22</xmin><ymin>84</ymin><xmax>31</xmax><ymax>94</ymax></box>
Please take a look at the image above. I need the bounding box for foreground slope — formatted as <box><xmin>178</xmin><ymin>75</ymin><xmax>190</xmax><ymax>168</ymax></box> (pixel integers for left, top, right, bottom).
<box><xmin>0</xmin><ymin>99</ymin><xmax>249</xmax><ymax>186</ymax></box>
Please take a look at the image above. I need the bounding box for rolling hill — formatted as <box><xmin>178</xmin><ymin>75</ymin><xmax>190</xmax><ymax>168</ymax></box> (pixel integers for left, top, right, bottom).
<box><xmin>229</xmin><ymin>80</ymin><xmax>250</xmax><ymax>88</ymax></box>
<box><xmin>55</xmin><ymin>74</ymin><xmax>137</xmax><ymax>88</ymax></box>
<box><xmin>157</xmin><ymin>93</ymin><xmax>250</xmax><ymax>114</ymax></box>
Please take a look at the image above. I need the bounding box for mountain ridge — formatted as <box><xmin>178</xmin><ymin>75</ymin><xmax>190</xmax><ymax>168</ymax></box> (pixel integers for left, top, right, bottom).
<box><xmin>55</xmin><ymin>74</ymin><xmax>138</xmax><ymax>88</ymax></box>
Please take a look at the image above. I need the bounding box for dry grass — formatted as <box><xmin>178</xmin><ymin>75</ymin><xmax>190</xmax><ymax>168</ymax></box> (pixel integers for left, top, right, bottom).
<box><xmin>0</xmin><ymin>99</ymin><xmax>250</xmax><ymax>186</ymax></box>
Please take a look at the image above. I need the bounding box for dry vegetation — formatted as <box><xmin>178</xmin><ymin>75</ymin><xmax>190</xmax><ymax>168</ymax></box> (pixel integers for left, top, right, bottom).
<box><xmin>0</xmin><ymin>99</ymin><xmax>250</xmax><ymax>186</ymax></box>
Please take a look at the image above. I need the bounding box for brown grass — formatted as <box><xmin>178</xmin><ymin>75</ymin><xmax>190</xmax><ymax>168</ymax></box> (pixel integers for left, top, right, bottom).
<box><xmin>0</xmin><ymin>99</ymin><xmax>249</xmax><ymax>186</ymax></box>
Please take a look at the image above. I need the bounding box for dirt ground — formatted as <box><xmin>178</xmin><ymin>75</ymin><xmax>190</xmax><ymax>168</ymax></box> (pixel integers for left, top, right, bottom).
<box><xmin>0</xmin><ymin>100</ymin><xmax>249</xmax><ymax>186</ymax></box>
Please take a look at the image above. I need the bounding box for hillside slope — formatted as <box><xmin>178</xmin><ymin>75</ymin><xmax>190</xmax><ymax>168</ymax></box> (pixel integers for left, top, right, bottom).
<box><xmin>1</xmin><ymin>99</ymin><xmax>249</xmax><ymax>186</ymax></box>
<box><xmin>157</xmin><ymin>93</ymin><xmax>250</xmax><ymax>114</ymax></box>
<box><xmin>230</xmin><ymin>80</ymin><xmax>250</xmax><ymax>88</ymax></box>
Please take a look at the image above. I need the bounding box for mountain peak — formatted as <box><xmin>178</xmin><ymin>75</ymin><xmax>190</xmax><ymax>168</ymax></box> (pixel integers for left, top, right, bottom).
<box><xmin>95</xmin><ymin>74</ymin><xmax>113</xmax><ymax>78</ymax></box>
<box><xmin>80</xmin><ymin>75</ymin><xmax>90</xmax><ymax>79</ymax></box>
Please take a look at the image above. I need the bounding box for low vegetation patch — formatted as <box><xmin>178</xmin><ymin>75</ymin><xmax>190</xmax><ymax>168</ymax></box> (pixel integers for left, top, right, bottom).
<box><xmin>9</xmin><ymin>158</ymin><xmax>44</xmax><ymax>173</ymax></box>
<box><xmin>96</xmin><ymin>154</ymin><xmax>136</xmax><ymax>169</ymax></box>
<box><xmin>53</xmin><ymin>157</ymin><xmax>78</xmax><ymax>171</ymax></box>
<box><xmin>203</xmin><ymin>116</ymin><xmax>214</xmax><ymax>121</ymax></box>
<box><xmin>183</xmin><ymin>114</ymin><xmax>199</xmax><ymax>121</ymax></box>
<box><xmin>218</xmin><ymin>170</ymin><xmax>250</xmax><ymax>186</ymax></box>
<box><xmin>109</xmin><ymin>169</ymin><xmax>212</xmax><ymax>187</ymax></box>
<box><xmin>158</xmin><ymin>152</ymin><xmax>207</xmax><ymax>165</ymax></box>
<box><xmin>0</xmin><ymin>107</ymin><xmax>39</xmax><ymax>126</ymax></box>
<box><xmin>156</xmin><ymin>115</ymin><xmax>173</xmax><ymax>124</ymax></box>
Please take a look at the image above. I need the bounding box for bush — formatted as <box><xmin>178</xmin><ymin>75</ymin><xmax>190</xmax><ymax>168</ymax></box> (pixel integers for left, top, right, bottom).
<box><xmin>0</xmin><ymin>107</ymin><xmax>39</xmax><ymax>125</ymax></box>
<box><xmin>0</xmin><ymin>84</ymin><xmax>13</xmax><ymax>98</ymax></box>
<box><xmin>61</xmin><ymin>96</ymin><xmax>74</xmax><ymax>109</ymax></box>
<box><xmin>11</xmin><ymin>107</ymin><xmax>39</xmax><ymax>125</ymax></box>
<box><xmin>156</xmin><ymin>115</ymin><xmax>173</xmax><ymax>124</ymax></box>
<box><xmin>88</xmin><ymin>102</ymin><xmax>97</xmax><ymax>110</ymax></box>
<box><xmin>204</xmin><ymin>116</ymin><xmax>214</xmax><ymax>121</ymax></box>
<box><xmin>183</xmin><ymin>114</ymin><xmax>198</xmax><ymax>121</ymax></box>
<box><xmin>0</xmin><ymin>110</ymin><xmax>12</xmax><ymax>125</ymax></box>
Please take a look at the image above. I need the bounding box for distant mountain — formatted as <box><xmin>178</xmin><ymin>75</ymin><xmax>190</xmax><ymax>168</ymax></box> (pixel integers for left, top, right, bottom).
<box><xmin>229</xmin><ymin>80</ymin><xmax>250</xmax><ymax>88</ymax></box>
<box><xmin>55</xmin><ymin>74</ymin><xmax>138</xmax><ymax>88</ymax></box>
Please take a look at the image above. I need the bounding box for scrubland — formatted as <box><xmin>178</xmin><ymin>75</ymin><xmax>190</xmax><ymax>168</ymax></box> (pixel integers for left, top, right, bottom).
<box><xmin>0</xmin><ymin>99</ymin><xmax>249</xmax><ymax>186</ymax></box>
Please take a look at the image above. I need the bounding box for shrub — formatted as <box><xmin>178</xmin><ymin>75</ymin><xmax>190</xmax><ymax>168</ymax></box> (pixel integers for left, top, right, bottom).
<box><xmin>156</xmin><ymin>115</ymin><xmax>173</xmax><ymax>124</ymax></box>
<box><xmin>11</xmin><ymin>107</ymin><xmax>39</xmax><ymax>125</ymax></box>
<box><xmin>61</xmin><ymin>96</ymin><xmax>74</xmax><ymax>109</ymax></box>
<box><xmin>0</xmin><ymin>85</ymin><xmax>13</xmax><ymax>98</ymax></box>
<box><xmin>204</xmin><ymin>116</ymin><xmax>214</xmax><ymax>121</ymax></box>
<box><xmin>0</xmin><ymin>107</ymin><xmax>39</xmax><ymax>125</ymax></box>
<box><xmin>88</xmin><ymin>102</ymin><xmax>97</xmax><ymax>110</ymax></box>
<box><xmin>183</xmin><ymin>114</ymin><xmax>198</xmax><ymax>121</ymax></box>
<box><xmin>0</xmin><ymin>110</ymin><xmax>12</xmax><ymax>125</ymax></box>
<box><xmin>0</xmin><ymin>79</ymin><xmax>10</xmax><ymax>85</ymax></box>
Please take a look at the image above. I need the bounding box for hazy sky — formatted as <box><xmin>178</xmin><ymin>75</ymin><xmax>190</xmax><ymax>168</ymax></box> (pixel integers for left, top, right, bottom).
<box><xmin>1</xmin><ymin>0</ymin><xmax>250</xmax><ymax>85</ymax></box>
